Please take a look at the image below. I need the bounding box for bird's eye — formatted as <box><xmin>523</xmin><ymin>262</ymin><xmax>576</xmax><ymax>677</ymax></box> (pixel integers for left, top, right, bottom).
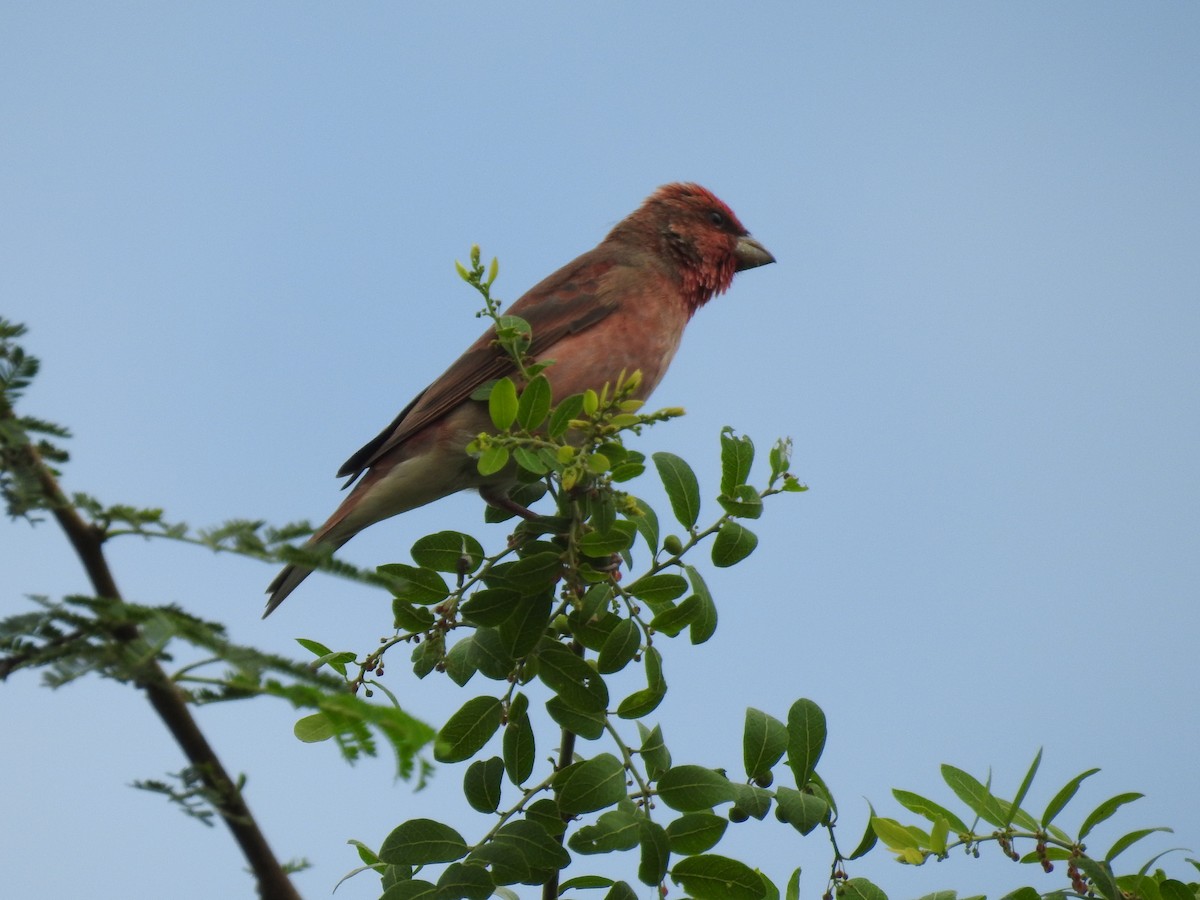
<box><xmin>708</xmin><ymin>210</ymin><xmax>726</xmax><ymax>227</ymax></box>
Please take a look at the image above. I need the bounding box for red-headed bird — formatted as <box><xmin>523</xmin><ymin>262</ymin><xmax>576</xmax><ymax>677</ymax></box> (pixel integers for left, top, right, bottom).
<box><xmin>265</xmin><ymin>183</ymin><xmax>773</xmax><ymax>615</ymax></box>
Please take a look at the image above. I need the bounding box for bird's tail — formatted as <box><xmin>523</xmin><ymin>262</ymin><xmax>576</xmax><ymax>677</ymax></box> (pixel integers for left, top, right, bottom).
<box><xmin>263</xmin><ymin>536</ymin><xmax>349</xmax><ymax>618</ymax></box>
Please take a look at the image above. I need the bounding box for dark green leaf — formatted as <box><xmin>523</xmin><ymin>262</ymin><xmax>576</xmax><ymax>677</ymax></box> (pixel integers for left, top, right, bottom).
<box><xmin>743</xmin><ymin>708</ymin><xmax>789</xmax><ymax>781</ymax></box>
<box><xmin>569</xmin><ymin>608</ymin><xmax>621</xmax><ymax>652</ymax></box>
<box><xmin>516</xmin><ymin>374</ymin><xmax>552</xmax><ymax>431</ymax></box>
<box><xmin>730</xmin><ymin>782</ymin><xmax>774</xmax><ymax>820</ymax></box>
<box><xmin>941</xmin><ymin>765</ymin><xmax>1005</xmax><ymax>827</ymax></box>
<box><xmin>580</xmin><ymin>520</ymin><xmax>637</xmax><ymax>556</ymax></box>
<box><xmin>666</xmin><ymin>812</ymin><xmax>728</xmax><ymax>855</ymax></box>
<box><xmin>638</xmin><ymin>819</ymin><xmax>671</xmax><ymax>886</ymax></box>
<box><xmin>498</xmin><ymin>593</ymin><xmax>551</xmax><ymax>658</ymax></box>
<box><xmin>555</xmin><ymin>753</ymin><xmax>627</xmax><ymax>814</ymax></box>
<box><xmin>1105</xmin><ymin>827</ymin><xmax>1172</xmax><ymax>862</ymax></box>
<box><xmin>569</xmin><ymin>807</ymin><xmax>641</xmax><ymax>854</ymax></box>
<box><xmin>657</xmin><ymin>765</ymin><xmax>736</xmax><ymax>812</ymax></box>
<box><xmin>434</xmin><ymin>696</ymin><xmax>503</xmax><ymax>763</ymax></box>
<box><xmin>1157</xmin><ymin>880</ymin><xmax>1194</xmax><ymax>900</ymax></box>
<box><xmin>435</xmin><ymin>862</ymin><xmax>494</xmax><ymax>900</ymax></box>
<box><xmin>786</xmin><ymin>869</ymin><xmax>801</xmax><ymax>900</ymax></box>
<box><xmin>653</xmin><ymin>452</ymin><xmax>701</xmax><ymax>529</ymax></box>
<box><xmin>501</xmin><ymin>551</ymin><xmax>563</xmax><ymax>593</ymax></box>
<box><xmin>379</xmin><ymin>818</ymin><xmax>467</xmax><ymax>865</ymax></box>
<box><xmin>1005</xmin><ymin>747</ymin><xmax>1042</xmax><ymax>828</ymax></box>
<box><xmin>536</xmin><ymin>641</ymin><xmax>608</xmax><ymax>712</ymax></box>
<box><xmin>685</xmin><ymin>565</ymin><xmax>719</xmax><ymax>644</ymax></box>
<box><xmin>546</xmin><ymin>695</ymin><xmax>606</xmax><ymax>740</ymax></box>
<box><xmin>847</xmin><ymin>803</ymin><xmax>879</xmax><ymax>860</ymax></box>
<box><xmin>649</xmin><ymin>596</ymin><xmax>701</xmax><ymax>637</ymax></box>
<box><xmin>468</xmin><ymin>628</ymin><xmax>516</xmax><ymax>680</ymax></box>
<box><xmin>775</xmin><ymin>786</ymin><xmax>828</xmax><ymax>835</ymax></box>
<box><xmin>720</xmin><ymin>428</ymin><xmax>755</xmax><ymax>495</ymax></box>
<box><xmin>786</xmin><ymin>699</ymin><xmax>826</xmax><ymax>788</ymax></box>
<box><xmin>598</xmin><ymin>618</ymin><xmax>641</xmax><ymax>674</ymax></box>
<box><xmin>617</xmin><ymin>647</ymin><xmax>666</xmax><ymax>718</ymax></box>
<box><xmin>460</xmin><ymin>588</ymin><xmax>520</xmax><ymax>628</ymax></box>
<box><xmin>603</xmin><ymin>882</ymin><xmax>638</xmax><ymax>900</ymax></box>
<box><xmin>638</xmin><ymin>722</ymin><xmax>671</xmax><ymax>781</ymax></box>
<box><xmin>525</xmin><ymin>798</ymin><xmax>567</xmax><ymax>838</ymax></box>
<box><xmin>1041</xmin><ymin>767</ymin><xmax>1100</xmax><ymax>827</ymax></box>
<box><xmin>1079</xmin><ymin>792</ymin><xmax>1143</xmax><ymax>840</ymax></box>
<box><xmin>1074</xmin><ymin>857</ymin><xmax>1121</xmax><ymax>900</ymax></box>
<box><xmin>839</xmin><ymin>878</ymin><xmax>888</xmax><ymax>900</ymax></box>
<box><xmin>997</xmin><ymin>889</ymin><xmax>1041</xmax><ymax>900</ymax></box>
<box><xmin>547</xmin><ymin>393</ymin><xmax>585</xmax><ymax>438</ymax></box>
<box><xmin>712</xmin><ymin>521</ymin><xmax>758</xmax><ymax>567</ymax></box>
<box><xmin>464</xmin><ymin>757</ymin><xmax>504</xmax><ymax>813</ymax></box>
<box><xmin>467</xmin><ymin>820</ymin><xmax>568</xmax><ymax>885</ymax></box>
<box><xmin>393</xmin><ymin>600</ymin><xmax>436</xmax><ymax>632</ymax></box>
<box><xmin>670</xmin><ymin>854</ymin><xmax>767</xmax><ymax>900</ymax></box>
<box><xmin>628</xmin><ymin>496</ymin><xmax>659</xmax><ymax>553</ymax></box>
<box><xmin>502</xmin><ymin>702</ymin><xmax>535</xmax><ymax>785</ymax></box>
<box><xmin>626</xmin><ymin>573</ymin><xmax>689</xmax><ymax>611</ymax></box>
<box><xmin>380</xmin><ymin>880</ymin><xmax>437</xmax><ymax>900</ymax></box>
<box><xmin>377</xmin><ymin>563</ymin><xmax>449</xmax><ymax>605</ymax></box>
<box><xmin>410</xmin><ymin>531</ymin><xmax>485</xmax><ymax>574</ymax></box>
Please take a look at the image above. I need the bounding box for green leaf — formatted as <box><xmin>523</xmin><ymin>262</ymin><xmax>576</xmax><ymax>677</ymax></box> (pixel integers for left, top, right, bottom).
<box><xmin>1005</xmin><ymin>747</ymin><xmax>1042</xmax><ymax>828</ymax></box>
<box><xmin>380</xmin><ymin>880</ymin><xmax>437</xmax><ymax>900</ymax></box>
<box><xmin>891</xmin><ymin>789</ymin><xmax>969</xmax><ymax>835</ymax></box>
<box><xmin>871</xmin><ymin>816</ymin><xmax>923</xmax><ymax>850</ymax></box>
<box><xmin>476</xmin><ymin>445</ymin><xmax>509</xmax><ymax>476</ymax></box>
<box><xmin>626</xmin><ymin>573</ymin><xmax>689</xmax><ymax>610</ymax></box>
<box><xmin>638</xmin><ymin>819</ymin><xmax>671</xmax><ymax>886</ymax></box>
<box><xmin>502</xmin><ymin>701</ymin><xmax>535</xmax><ymax>785</ymax></box>
<box><xmin>718</xmin><ymin>484</ymin><xmax>764</xmax><ymax>519</ymax></box>
<box><xmin>840</xmin><ymin>878</ymin><xmax>888</xmax><ymax>900</ymax></box>
<box><xmin>410</xmin><ymin>531</ymin><xmax>485</xmax><ymax>574</ymax></box>
<box><xmin>489</xmin><ymin>376</ymin><xmax>519</xmax><ymax>430</ymax></box>
<box><xmin>743</xmin><ymin>708</ymin><xmax>789</xmax><ymax>781</ymax></box>
<box><xmin>786</xmin><ymin>699</ymin><xmax>826</xmax><ymax>788</ymax></box>
<box><xmin>569</xmin><ymin>807</ymin><xmax>642</xmax><ymax>854</ymax></box>
<box><xmin>941</xmin><ymin>765</ymin><xmax>1005</xmax><ymax>827</ymax></box>
<box><xmin>545</xmin><ymin>695</ymin><xmax>606</xmax><ymax>740</ymax></box>
<box><xmin>997</xmin><ymin>889</ymin><xmax>1040</xmax><ymax>900</ymax></box>
<box><xmin>603</xmin><ymin>882</ymin><xmax>638</xmax><ymax>900</ymax></box>
<box><xmin>536</xmin><ymin>641</ymin><xmax>608</xmax><ymax>712</ymax></box>
<box><xmin>548</xmin><ymin>393</ymin><xmax>585</xmax><ymax>438</ymax></box>
<box><xmin>617</xmin><ymin>647</ymin><xmax>666</xmax><ymax>718</ymax></box>
<box><xmin>775</xmin><ymin>786</ymin><xmax>828</xmax><ymax>835</ymax></box>
<box><xmin>685</xmin><ymin>565</ymin><xmax>718</xmax><ymax>644</ymax></box>
<box><xmin>598</xmin><ymin>618</ymin><xmax>641</xmax><ymax>674</ymax></box>
<box><xmin>730</xmin><ymin>782</ymin><xmax>774</xmax><ymax>820</ymax></box>
<box><xmin>657</xmin><ymin>765</ymin><xmax>736</xmax><ymax>812</ymax></box>
<box><xmin>293</xmin><ymin>713</ymin><xmax>334</xmax><ymax>743</ymax></box>
<box><xmin>720</xmin><ymin>427</ymin><xmax>755</xmax><ymax>495</ymax></box>
<box><xmin>499</xmin><ymin>551</ymin><xmax>563</xmax><ymax>593</ymax></box>
<box><xmin>379</xmin><ymin>818</ymin><xmax>467</xmax><ymax>865</ymax></box>
<box><xmin>666</xmin><ymin>812</ymin><xmax>728</xmax><ymax>855</ymax></box>
<box><xmin>649</xmin><ymin>596</ymin><xmax>701</xmax><ymax>637</ymax></box>
<box><xmin>467</xmin><ymin>820</ymin><xmax>568</xmax><ymax>885</ymax></box>
<box><xmin>1041</xmin><ymin>767</ymin><xmax>1100</xmax><ymax>827</ymax></box>
<box><xmin>467</xmin><ymin>628</ymin><xmax>516</xmax><ymax>680</ymax></box>
<box><xmin>516</xmin><ymin>373</ymin><xmax>552</xmax><ymax>431</ymax></box>
<box><xmin>670</xmin><ymin>855</ymin><xmax>767</xmax><ymax>900</ymax></box>
<box><xmin>434</xmin><ymin>696</ymin><xmax>503</xmax><ymax>763</ymax></box>
<box><xmin>393</xmin><ymin>600</ymin><xmax>436</xmax><ymax>632</ymax></box>
<box><xmin>459</xmin><ymin>588</ymin><xmax>521</xmax><ymax>628</ymax></box>
<box><xmin>435</xmin><ymin>862</ymin><xmax>494</xmax><ymax>900</ymax></box>
<box><xmin>498</xmin><ymin>593</ymin><xmax>551</xmax><ymax>658</ymax></box>
<box><xmin>847</xmin><ymin>803</ymin><xmax>879</xmax><ymax>860</ymax></box>
<box><xmin>653</xmin><ymin>452</ymin><xmax>701</xmax><ymax>529</ymax></box>
<box><xmin>1105</xmin><ymin>826</ymin><xmax>1173</xmax><ymax>862</ymax></box>
<box><xmin>1158</xmin><ymin>880</ymin><xmax>1195</xmax><ymax>900</ymax></box>
<box><xmin>377</xmin><ymin>563</ymin><xmax>449</xmax><ymax>605</ymax></box>
<box><xmin>1079</xmin><ymin>792</ymin><xmax>1143</xmax><ymax>840</ymax></box>
<box><xmin>712</xmin><ymin>521</ymin><xmax>758</xmax><ymax>567</ymax></box>
<box><xmin>554</xmin><ymin>753</ymin><xmax>627</xmax><ymax>814</ymax></box>
<box><xmin>580</xmin><ymin>520</ymin><xmax>637</xmax><ymax>556</ymax></box>
<box><xmin>1074</xmin><ymin>857</ymin><xmax>1121</xmax><ymax>900</ymax></box>
<box><xmin>525</xmin><ymin>798</ymin><xmax>567</xmax><ymax>838</ymax></box>
<box><xmin>638</xmin><ymin>722</ymin><xmax>672</xmax><ymax>781</ymax></box>
<box><xmin>786</xmin><ymin>869</ymin><xmax>801</xmax><ymax>900</ymax></box>
<box><xmin>929</xmin><ymin>817</ymin><xmax>950</xmax><ymax>854</ymax></box>
<box><xmin>512</xmin><ymin>445</ymin><xmax>549</xmax><ymax>475</ymax></box>
<box><xmin>628</xmin><ymin>496</ymin><xmax>660</xmax><ymax>553</ymax></box>
<box><xmin>560</xmin><ymin>876</ymin><xmax>617</xmax><ymax>891</ymax></box>
<box><xmin>464</xmin><ymin>756</ymin><xmax>504</xmax><ymax>813</ymax></box>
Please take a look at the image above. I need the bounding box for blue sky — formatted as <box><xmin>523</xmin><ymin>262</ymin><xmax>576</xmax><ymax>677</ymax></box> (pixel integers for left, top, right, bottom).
<box><xmin>3</xmin><ymin>4</ymin><xmax>1198</xmax><ymax>899</ymax></box>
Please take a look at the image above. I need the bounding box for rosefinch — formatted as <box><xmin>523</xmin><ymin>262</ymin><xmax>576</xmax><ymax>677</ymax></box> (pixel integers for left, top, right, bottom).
<box><xmin>265</xmin><ymin>183</ymin><xmax>773</xmax><ymax>615</ymax></box>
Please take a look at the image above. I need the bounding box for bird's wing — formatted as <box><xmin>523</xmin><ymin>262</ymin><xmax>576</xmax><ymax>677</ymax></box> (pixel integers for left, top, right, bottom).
<box><xmin>337</xmin><ymin>257</ymin><xmax>621</xmax><ymax>482</ymax></box>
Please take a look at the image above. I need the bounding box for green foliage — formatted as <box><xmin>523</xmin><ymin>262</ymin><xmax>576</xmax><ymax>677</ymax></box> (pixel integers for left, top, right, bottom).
<box><xmin>3</xmin><ymin>263</ymin><xmax>1193</xmax><ymax>900</ymax></box>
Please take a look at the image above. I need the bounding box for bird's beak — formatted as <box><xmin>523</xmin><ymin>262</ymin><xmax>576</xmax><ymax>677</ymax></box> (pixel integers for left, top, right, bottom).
<box><xmin>734</xmin><ymin>234</ymin><xmax>775</xmax><ymax>271</ymax></box>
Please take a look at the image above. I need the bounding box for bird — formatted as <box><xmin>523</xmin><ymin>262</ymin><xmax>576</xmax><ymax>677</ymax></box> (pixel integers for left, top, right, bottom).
<box><xmin>264</xmin><ymin>183</ymin><xmax>774</xmax><ymax>616</ymax></box>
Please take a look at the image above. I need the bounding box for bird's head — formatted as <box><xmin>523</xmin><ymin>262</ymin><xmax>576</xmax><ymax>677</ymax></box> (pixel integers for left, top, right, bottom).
<box><xmin>616</xmin><ymin>182</ymin><xmax>775</xmax><ymax>314</ymax></box>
